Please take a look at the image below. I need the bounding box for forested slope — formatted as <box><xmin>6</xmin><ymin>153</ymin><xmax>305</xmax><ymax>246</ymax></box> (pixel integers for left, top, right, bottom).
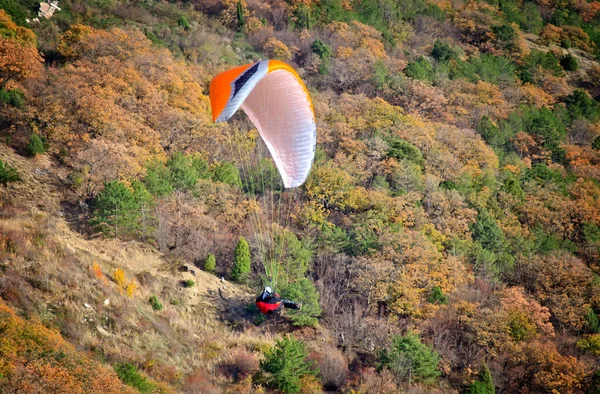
<box><xmin>0</xmin><ymin>0</ymin><xmax>600</xmax><ymax>392</ymax></box>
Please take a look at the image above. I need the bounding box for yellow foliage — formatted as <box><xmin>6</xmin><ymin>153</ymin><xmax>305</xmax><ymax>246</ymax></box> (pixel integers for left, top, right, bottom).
<box><xmin>126</xmin><ymin>281</ymin><xmax>137</xmax><ymax>298</ymax></box>
<box><xmin>264</xmin><ymin>37</ymin><xmax>292</xmax><ymax>60</ymax></box>
<box><xmin>113</xmin><ymin>268</ymin><xmax>126</xmax><ymax>288</ymax></box>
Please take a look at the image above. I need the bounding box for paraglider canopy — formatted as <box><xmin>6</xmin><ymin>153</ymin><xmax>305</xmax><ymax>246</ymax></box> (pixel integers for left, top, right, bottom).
<box><xmin>209</xmin><ymin>60</ymin><xmax>316</xmax><ymax>188</ymax></box>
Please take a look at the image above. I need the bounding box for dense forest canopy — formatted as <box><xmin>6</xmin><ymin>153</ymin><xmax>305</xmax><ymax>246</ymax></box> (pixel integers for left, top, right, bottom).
<box><xmin>0</xmin><ymin>0</ymin><xmax>600</xmax><ymax>392</ymax></box>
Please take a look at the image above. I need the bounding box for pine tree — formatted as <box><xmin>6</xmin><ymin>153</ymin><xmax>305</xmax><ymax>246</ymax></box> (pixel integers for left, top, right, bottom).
<box><xmin>260</xmin><ymin>336</ymin><xmax>318</xmax><ymax>394</ymax></box>
<box><xmin>0</xmin><ymin>159</ymin><xmax>19</xmax><ymax>185</ymax></box>
<box><xmin>379</xmin><ymin>331</ymin><xmax>440</xmax><ymax>384</ymax></box>
<box><xmin>468</xmin><ymin>363</ymin><xmax>495</xmax><ymax>394</ymax></box>
<box><xmin>204</xmin><ymin>253</ymin><xmax>216</xmax><ymax>274</ymax></box>
<box><xmin>27</xmin><ymin>133</ymin><xmax>45</xmax><ymax>156</ymax></box>
<box><xmin>231</xmin><ymin>236</ymin><xmax>251</xmax><ymax>282</ymax></box>
<box><xmin>236</xmin><ymin>0</ymin><xmax>245</xmax><ymax>31</ymax></box>
<box><xmin>90</xmin><ymin>181</ymin><xmax>139</xmax><ymax>238</ymax></box>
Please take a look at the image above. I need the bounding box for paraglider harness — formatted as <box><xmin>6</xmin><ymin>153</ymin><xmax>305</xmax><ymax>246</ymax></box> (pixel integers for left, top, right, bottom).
<box><xmin>256</xmin><ymin>287</ymin><xmax>301</xmax><ymax>315</ymax></box>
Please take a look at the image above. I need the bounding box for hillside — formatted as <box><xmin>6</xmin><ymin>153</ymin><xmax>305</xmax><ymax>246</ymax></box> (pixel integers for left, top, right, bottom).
<box><xmin>0</xmin><ymin>0</ymin><xmax>600</xmax><ymax>393</ymax></box>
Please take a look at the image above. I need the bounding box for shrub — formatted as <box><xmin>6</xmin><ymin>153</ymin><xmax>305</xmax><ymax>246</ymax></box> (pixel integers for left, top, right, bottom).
<box><xmin>404</xmin><ymin>56</ymin><xmax>434</xmax><ymax>81</ymax></box>
<box><xmin>144</xmin><ymin>160</ymin><xmax>173</xmax><ymax>197</ymax></box>
<box><xmin>431</xmin><ymin>39</ymin><xmax>457</xmax><ymax>62</ymax></box>
<box><xmin>168</xmin><ymin>152</ymin><xmax>200</xmax><ymax>190</ymax></box>
<box><xmin>519</xmin><ymin>49</ymin><xmax>564</xmax><ymax>83</ymax></box>
<box><xmin>27</xmin><ymin>133</ymin><xmax>46</xmax><ymax>156</ymax></box>
<box><xmin>0</xmin><ymin>160</ymin><xmax>19</xmax><ymax>185</ymax></box>
<box><xmin>90</xmin><ymin>181</ymin><xmax>139</xmax><ymax>238</ymax></box>
<box><xmin>231</xmin><ymin>236</ymin><xmax>251</xmax><ymax>282</ymax></box>
<box><xmin>563</xmin><ymin>89</ymin><xmax>600</xmax><ymax>123</ymax></box>
<box><xmin>204</xmin><ymin>253</ymin><xmax>216</xmax><ymax>273</ymax></box>
<box><xmin>211</xmin><ymin>161</ymin><xmax>242</xmax><ymax>187</ymax></box>
<box><xmin>178</xmin><ymin>15</ymin><xmax>191</xmax><ymax>30</ymax></box>
<box><xmin>560</xmin><ymin>53</ymin><xmax>579</xmax><ymax>71</ymax></box>
<box><xmin>378</xmin><ymin>331</ymin><xmax>440</xmax><ymax>384</ymax></box>
<box><xmin>280</xmin><ymin>278</ymin><xmax>322</xmax><ymax>327</ymax></box>
<box><xmin>453</xmin><ymin>54</ymin><xmax>516</xmax><ymax>84</ymax></box>
<box><xmin>260</xmin><ymin>336</ymin><xmax>318</xmax><ymax>394</ymax></box>
<box><xmin>468</xmin><ymin>363</ymin><xmax>495</xmax><ymax>394</ymax></box>
<box><xmin>317</xmin><ymin>346</ymin><xmax>347</xmax><ymax>391</ymax></box>
<box><xmin>0</xmin><ymin>88</ymin><xmax>24</xmax><ymax>107</ymax></box>
<box><xmin>578</xmin><ymin>334</ymin><xmax>600</xmax><ymax>355</ymax></box>
<box><xmin>593</xmin><ymin>136</ymin><xmax>600</xmax><ymax>151</ymax></box>
<box><xmin>428</xmin><ymin>286</ymin><xmax>448</xmax><ymax>305</ymax></box>
<box><xmin>149</xmin><ymin>295</ymin><xmax>163</xmax><ymax>311</ymax></box>
<box><xmin>219</xmin><ymin>349</ymin><xmax>259</xmax><ymax>381</ymax></box>
<box><xmin>182</xmin><ymin>279</ymin><xmax>195</xmax><ymax>288</ymax></box>
<box><xmin>312</xmin><ymin>39</ymin><xmax>332</xmax><ymax>74</ymax></box>
<box><xmin>471</xmin><ymin>210</ymin><xmax>505</xmax><ymax>252</ymax></box>
<box><xmin>114</xmin><ymin>362</ymin><xmax>157</xmax><ymax>394</ymax></box>
<box><xmin>386</xmin><ymin>136</ymin><xmax>424</xmax><ymax>165</ymax></box>
<box><xmin>586</xmin><ymin>308</ymin><xmax>600</xmax><ymax>333</ymax></box>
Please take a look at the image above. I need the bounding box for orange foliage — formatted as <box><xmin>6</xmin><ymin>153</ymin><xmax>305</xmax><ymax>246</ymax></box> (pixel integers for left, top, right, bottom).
<box><xmin>0</xmin><ymin>11</ymin><xmax>43</xmax><ymax>89</ymax></box>
<box><xmin>0</xmin><ymin>299</ymin><xmax>136</xmax><ymax>393</ymax></box>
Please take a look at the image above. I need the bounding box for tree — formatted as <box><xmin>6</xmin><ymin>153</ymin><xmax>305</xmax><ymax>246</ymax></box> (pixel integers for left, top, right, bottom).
<box><xmin>0</xmin><ymin>159</ymin><xmax>19</xmax><ymax>185</ymax></box>
<box><xmin>260</xmin><ymin>336</ymin><xmax>318</xmax><ymax>394</ymax></box>
<box><xmin>0</xmin><ymin>10</ymin><xmax>43</xmax><ymax>89</ymax></box>
<box><xmin>280</xmin><ymin>278</ymin><xmax>322</xmax><ymax>327</ymax></box>
<box><xmin>431</xmin><ymin>39</ymin><xmax>457</xmax><ymax>62</ymax></box>
<box><xmin>90</xmin><ymin>181</ymin><xmax>139</xmax><ymax>238</ymax></box>
<box><xmin>471</xmin><ymin>210</ymin><xmax>505</xmax><ymax>252</ymax></box>
<box><xmin>404</xmin><ymin>56</ymin><xmax>434</xmax><ymax>81</ymax></box>
<box><xmin>468</xmin><ymin>363</ymin><xmax>495</xmax><ymax>394</ymax></box>
<box><xmin>378</xmin><ymin>331</ymin><xmax>441</xmax><ymax>384</ymax></box>
<box><xmin>204</xmin><ymin>253</ymin><xmax>216</xmax><ymax>274</ymax></box>
<box><xmin>27</xmin><ymin>133</ymin><xmax>46</xmax><ymax>156</ymax></box>
<box><xmin>231</xmin><ymin>236</ymin><xmax>251</xmax><ymax>282</ymax></box>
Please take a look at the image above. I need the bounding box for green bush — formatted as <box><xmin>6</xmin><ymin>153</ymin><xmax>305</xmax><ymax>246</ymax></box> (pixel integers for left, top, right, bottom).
<box><xmin>182</xmin><ymin>279</ymin><xmax>195</xmax><ymax>288</ymax></box>
<box><xmin>144</xmin><ymin>160</ymin><xmax>173</xmax><ymax>197</ymax></box>
<box><xmin>27</xmin><ymin>133</ymin><xmax>46</xmax><ymax>156</ymax></box>
<box><xmin>452</xmin><ymin>54</ymin><xmax>516</xmax><ymax>84</ymax></box>
<box><xmin>563</xmin><ymin>89</ymin><xmax>600</xmax><ymax>123</ymax></box>
<box><xmin>430</xmin><ymin>39</ymin><xmax>457</xmax><ymax>62</ymax></box>
<box><xmin>586</xmin><ymin>307</ymin><xmax>600</xmax><ymax>333</ymax></box>
<box><xmin>593</xmin><ymin>136</ymin><xmax>600</xmax><ymax>151</ymax></box>
<box><xmin>212</xmin><ymin>162</ymin><xmax>242</xmax><ymax>188</ymax></box>
<box><xmin>520</xmin><ymin>106</ymin><xmax>567</xmax><ymax>160</ymax></box>
<box><xmin>0</xmin><ymin>160</ymin><xmax>20</xmax><ymax>185</ymax></box>
<box><xmin>149</xmin><ymin>295</ymin><xmax>163</xmax><ymax>311</ymax></box>
<box><xmin>178</xmin><ymin>15</ymin><xmax>191</xmax><ymax>30</ymax></box>
<box><xmin>560</xmin><ymin>53</ymin><xmax>579</xmax><ymax>71</ymax></box>
<box><xmin>204</xmin><ymin>253</ymin><xmax>216</xmax><ymax>273</ymax></box>
<box><xmin>378</xmin><ymin>331</ymin><xmax>440</xmax><ymax>384</ymax></box>
<box><xmin>471</xmin><ymin>210</ymin><xmax>505</xmax><ymax>252</ymax></box>
<box><xmin>404</xmin><ymin>56</ymin><xmax>434</xmax><ymax>81</ymax></box>
<box><xmin>90</xmin><ymin>180</ymin><xmax>139</xmax><ymax>238</ymax></box>
<box><xmin>312</xmin><ymin>39</ymin><xmax>332</xmax><ymax>74</ymax></box>
<box><xmin>168</xmin><ymin>152</ymin><xmax>200</xmax><ymax>190</ymax></box>
<box><xmin>280</xmin><ymin>278</ymin><xmax>321</xmax><ymax>327</ymax></box>
<box><xmin>386</xmin><ymin>136</ymin><xmax>424</xmax><ymax>165</ymax></box>
<box><xmin>468</xmin><ymin>363</ymin><xmax>495</xmax><ymax>394</ymax></box>
<box><xmin>260</xmin><ymin>336</ymin><xmax>318</xmax><ymax>394</ymax></box>
<box><xmin>519</xmin><ymin>49</ymin><xmax>564</xmax><ymax>83</ymax></box>
<box><xmin>114</xmin><ymin>362</ymin><xmax>156</xmax><ymax>394</ymax></box>
<box><xmin>428</xmin><ymin>286</ymin><xmax>448</xmax><ymax>305</ymax></box>
<box><xmin>231</xmin><ymin>236</ymin><xmax>251</xmax><ymax>282</ymax></box>
<box><xmin>0</xmin><ymin>88</ymin><xmax>24</xmax><ymax>107</ymax></box>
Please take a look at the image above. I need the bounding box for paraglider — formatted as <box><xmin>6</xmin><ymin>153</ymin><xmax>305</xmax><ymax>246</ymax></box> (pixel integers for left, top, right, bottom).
<box><xmin>209</xmin><ymin>59</ymin><xmax>316</xmax><ymax>188</ymax></box>
<box><xmin>209</xmin><ymin>60</ymin><xmax>315</xmax><ymax>318</ymax></box>
<box><xmin>256</xmin><ymin>286</ymin><xmax>301</xmax><ymax>315</ymax></box>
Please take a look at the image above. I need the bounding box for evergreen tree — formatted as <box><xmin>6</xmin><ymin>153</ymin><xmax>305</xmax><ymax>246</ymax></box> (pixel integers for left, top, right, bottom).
<box><xmin>0</xmin><ymin>159</ymin><xmax>20</xmax><ymax>185</ymax></box>
<box><xmin>27</xmin><ymin>133</ymin><xmax>46</xmax><ymax>156</ymax></box>
<box><xmin>90</xmin><ymin>180</ymin><xmax>139</xmax><ymax>238</ymax></box>
<box><xmin>379</xmin><ymin>331</ymin><xmax>441</xmax><ymax>384</ymax></box>
<box><xmin>468</xmin><ymin>363</ymin><xmax>495</xmax><ymax>394</ymax></box>
<box><xmin>260</xmin><ymin>336</ymin><xmax>318</xmax><ymax>394</ymax></box>
<box><xmin>168</xmin><ymin>152</ymin><xmax>199</xmax><ymax>190</ymax></box>
<box><xmin>178</xmin><ymin>15</ymin><xmax>191</xmax><ymax>30</ymax></box>
<box><xmin>231</xmin><ymin>236</ymin><xmax>251</xmax><ymax>282</ymax></box>
<box><xmin>471</xmin><ymin>210</ymin><xmax>504</xmax><ymax>252</ymax></box>
<box><xmin>144</xmin><ymin>160</ymin><xmax>173</xmax><ymax>197</ymax></box>
<box><xmin>204</xmin><ymin>253</ymin><xmax>216</xmax><ymax>274</ymax></box>
<box><xmin>236</xmin><ymin>0</ymin><xmax>245</xmax><ymax>30</ymax></box>
<box><xmin>280</xmin><ymin>278</ymin><xmax>322</xmax><ymax>327</ymax></box>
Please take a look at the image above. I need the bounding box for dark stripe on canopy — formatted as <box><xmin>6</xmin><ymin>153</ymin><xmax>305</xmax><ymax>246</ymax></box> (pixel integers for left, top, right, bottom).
<box><xmin>232</xmin><ymin>62</ymin><xmax>260</xmax><ymax>100</ymax></box>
